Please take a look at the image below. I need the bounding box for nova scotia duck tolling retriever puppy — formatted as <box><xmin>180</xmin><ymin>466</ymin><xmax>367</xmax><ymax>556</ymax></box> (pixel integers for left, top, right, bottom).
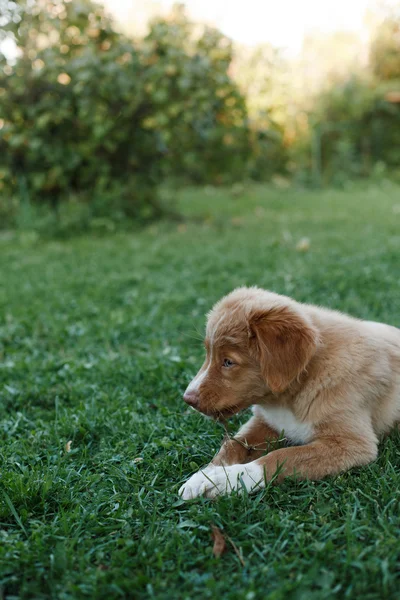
<box><xmin>179</xmin><ymin>287</ymin><xmax>400</xmax><ymax>499</ymax></box>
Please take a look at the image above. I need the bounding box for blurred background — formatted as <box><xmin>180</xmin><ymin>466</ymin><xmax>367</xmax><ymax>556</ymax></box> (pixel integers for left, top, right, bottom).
<box><xmin>1</xmin><ymin>0</ymin><xmax>400</xmax><ymax>233</ymax></box>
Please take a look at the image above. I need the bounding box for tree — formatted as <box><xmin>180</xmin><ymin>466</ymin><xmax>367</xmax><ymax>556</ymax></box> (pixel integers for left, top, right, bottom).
<box><xmin>370</xmin><ymin>15</ymin><xmax>400</xmax><ymax>81</ymax></box>
<box><xmin>0</xmin><ymin>1</ymin><xmax>250</xmax><ymax>227</ymax></box>
<box><xmin>0</xmin><ymin>0</ymin><xmax>165</xmax><ymax>222</ymax></box>
<box><xmin>141</xmin><ymin>4</ymin><xmax>250</xmax><ymax>183</ymax></box>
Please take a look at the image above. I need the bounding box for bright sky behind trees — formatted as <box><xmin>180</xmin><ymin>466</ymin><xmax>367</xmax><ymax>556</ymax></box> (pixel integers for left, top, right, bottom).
<box><xmin>102</xmin><ymin>0</ymin><xmax>381</xmax><ymax>53</ymax></box>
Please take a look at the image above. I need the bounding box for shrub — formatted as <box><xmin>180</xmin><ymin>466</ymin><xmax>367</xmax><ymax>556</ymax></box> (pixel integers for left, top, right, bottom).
<box><xmin>309</xmin><ymin>75</ymin><xmax>400</xmax><ymax>184</ymax></box>
<box><xmin>141</xmin><ymin>5</ymin><xmax>250</xmax><ymax>184</ymax></box>
<box><xmin>0</xmin><ymin>0</ymin><xmax>169</xmax><ymax>226</ymax></box>
<box><xmin>0</xmin><ymin>1</ymin><xmax>250</xmax><ymax>228</ymax></box>
<box><xmin>370</xmin><ymin>15</ymin><xmax>400</xmax><ymax>82</ymax></box>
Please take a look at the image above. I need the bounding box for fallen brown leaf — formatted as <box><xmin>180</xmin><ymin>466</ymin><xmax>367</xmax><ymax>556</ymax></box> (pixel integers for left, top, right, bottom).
<box><xmin>211</xmin><ymin>525</ymin><xmax>226</xmax><ymax>558</ymax></box>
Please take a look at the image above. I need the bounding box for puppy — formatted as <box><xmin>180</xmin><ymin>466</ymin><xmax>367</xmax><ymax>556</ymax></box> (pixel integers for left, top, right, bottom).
<box><xmin>179</xmin><ymin>287</ymin><xmax>400</xmax><ymax>499</ymax></box>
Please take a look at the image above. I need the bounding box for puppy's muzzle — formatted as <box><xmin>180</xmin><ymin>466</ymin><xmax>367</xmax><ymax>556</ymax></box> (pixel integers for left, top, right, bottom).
<box><xmin>183</xmin><ymin>390</ymin><xmax>199</xmax><ymax>407</ymax></box>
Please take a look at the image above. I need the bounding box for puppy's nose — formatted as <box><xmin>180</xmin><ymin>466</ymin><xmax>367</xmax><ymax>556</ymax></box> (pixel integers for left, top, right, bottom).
<box><xmin>183</xmin><ymin>390</ymin><xmax>199</xmax><ymax>407</ymax></box>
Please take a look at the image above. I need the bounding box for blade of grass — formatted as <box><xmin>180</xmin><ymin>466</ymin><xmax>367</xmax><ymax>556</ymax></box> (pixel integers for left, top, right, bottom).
<box><xmin>1</xmin><ymin>489</ymin><xmax>28</xmax><ymax>537</ymax></box>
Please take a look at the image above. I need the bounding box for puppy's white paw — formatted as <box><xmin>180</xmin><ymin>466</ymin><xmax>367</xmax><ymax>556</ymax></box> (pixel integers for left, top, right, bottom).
<box><xmin>179</xmin><ymin>464</ymin><xmax>265</xmax><ymax>500</ymax></box>
<box><xmin>178</xmin><ymin>468</ymin><xmax>211</xmax><ymax>500</ymax></box>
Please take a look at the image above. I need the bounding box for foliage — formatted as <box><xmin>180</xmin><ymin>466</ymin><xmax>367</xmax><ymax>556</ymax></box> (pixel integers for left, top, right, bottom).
<box><xmin>142</xmin><ymin>5</ymin><xmax>250</xmax><ymax>183</ymax></box>
<box><xmin>302</xmin><ymin>13</ymin><xmax>400</xmax><ymax>184</ymax></box>
<box><xmin>231</xmin><ymin>12</ymin><xmax>400</xmax><ymax>185</ymax></box>
<box><xmin>2</xmin><ymin>1</ymin><xmax>400</xmax><ymax>226</ymax></box>
<box><xmin>308</xmin><ymin>75</ymin><xmax>400</xmax><ymax>184</ymax></box>
<box><xmin>247</xmin><ymin>123</ymin><xmax>288</xmax><ymax>180</ymax></box>
<box><xmin>370</xmin><ymin>14</ymin><xmax>400</xmax><ymax>82</ymax></box>
<box><xmin>0</xmin><ymin>0</ymin><xmax>165</xmax><ymax>225</ymax></box>
<box><xmin>0</xmin><ymin>1</ymin><xmax>249</xmax><ymax>227</ymax></box>
<box><xmin>1</xmin><ymin>183</ymin><xmax>400</xmax><ymax>598</ymax></box>
<box><xmin>232</xmin><ymin>45</ymin><xmax>290</xmax><ymax>180</ymax></box>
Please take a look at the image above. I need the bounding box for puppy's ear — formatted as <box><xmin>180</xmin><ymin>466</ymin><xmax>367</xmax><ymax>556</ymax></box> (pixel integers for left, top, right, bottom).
<box><xmin>248</xmin><ymin>305</ymin><xmax>318</xmax><ymax>393</ymax></box>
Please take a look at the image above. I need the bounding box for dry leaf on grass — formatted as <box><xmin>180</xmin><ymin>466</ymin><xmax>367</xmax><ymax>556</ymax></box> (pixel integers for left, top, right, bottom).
<box><xmin>210</xmin><ymin>525</ymin><xmax>245</xmax><ymax>566</ymax></box>
<box><xmin>211</xmin><ymin>525</ymin><xmax>226</xmax><ymax>558</ymax></box>
<box><xmin>65</xmin><ymin>440</ymin><xmax>72</xmax><ymax>453</ymax></box>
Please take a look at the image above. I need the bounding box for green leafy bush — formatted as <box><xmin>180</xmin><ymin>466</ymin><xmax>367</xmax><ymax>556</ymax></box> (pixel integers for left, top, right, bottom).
<box><xmin>0</xmin><ymin>0</ymin><xmax>169</xmax><ymax>226</ymax></box>
<box><xmin>370</xmin><ymin>16</ymin><xmax>400</xmax><ymax>82</ymax></box>
<box><xmin>141</xmin><ymin>6</ymin><xmax>250</xmax><ymax>184</ymax></box>
<box><xmin>0</xmin><ymin>1</ymin><xmax>249</xmax><ymax>228</ymax></box>
<box><xmin>2</xmin><ymin>0</ymin><xmax>400</xmax><ymax>229</ymax></box>
<box><xmin>309</xmin><ymin>75</ymin><xmax>400</xmax><ymax>184</ymax></box>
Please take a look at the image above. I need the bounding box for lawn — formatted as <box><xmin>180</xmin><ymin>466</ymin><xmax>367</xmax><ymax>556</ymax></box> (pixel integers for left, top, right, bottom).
<box><xmin>1</xmin><ymin>181</ymin><xmax>400</xmax><ymax>600</ymax></box>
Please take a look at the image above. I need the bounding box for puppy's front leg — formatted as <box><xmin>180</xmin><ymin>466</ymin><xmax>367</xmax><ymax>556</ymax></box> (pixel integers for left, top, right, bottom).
<box><xmin>185</xmin><ymin>429</ymin><xmax>378</xmax><ymax>499</ymax></box>
<box><xmin>211</xmin><ymin>415</ymin><xmax>279</xmax><ymax>466</ymax></box>
<box><xmin>179</xmin><ymin>415</ymin><xmax>278</xmax><ymax>500</ymax></box>
<box><xmin>253</xmin><ymin>430</ymin><xmax>378</xmax><ymax>484</ymax></box>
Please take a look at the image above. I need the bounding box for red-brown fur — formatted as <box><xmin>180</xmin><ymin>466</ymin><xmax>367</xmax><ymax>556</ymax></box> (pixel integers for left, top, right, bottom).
<box><xmin>179</xmin><ymin>287</ymin><xmax>400</xmax><ymax>499</ymax></box>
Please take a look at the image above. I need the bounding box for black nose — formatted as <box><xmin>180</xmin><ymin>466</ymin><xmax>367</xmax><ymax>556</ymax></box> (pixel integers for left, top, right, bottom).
<box><xmin>183</xmin><ymin>390</ymin><xmax>199</xmax><ymax>407</ymax></box>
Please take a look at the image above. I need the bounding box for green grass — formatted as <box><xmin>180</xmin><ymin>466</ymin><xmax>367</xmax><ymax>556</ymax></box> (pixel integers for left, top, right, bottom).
<box><xmin>1</xmin><ymin>181</ymin><xmax>400</xmax><ymax>599</ymax></box>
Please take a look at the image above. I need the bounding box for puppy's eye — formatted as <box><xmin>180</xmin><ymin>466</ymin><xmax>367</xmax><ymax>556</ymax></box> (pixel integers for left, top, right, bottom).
<box><xmin>223</xmin><ymin>358</ymin><xmax>235</xmax><ymax>368</ymax></box>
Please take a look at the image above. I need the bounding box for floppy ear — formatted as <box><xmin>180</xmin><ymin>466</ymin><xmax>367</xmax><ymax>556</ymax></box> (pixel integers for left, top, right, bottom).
<box><xmin>248</xmin><ymin>305</ymin><xmax>318</xmax><ymax>393</ymax></box>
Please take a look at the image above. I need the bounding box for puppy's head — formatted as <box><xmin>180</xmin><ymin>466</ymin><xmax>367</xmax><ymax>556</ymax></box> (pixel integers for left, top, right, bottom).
<box><xmin>183</xmin><ymin>287</ymin><xmax>318</xmax><ymax>420</ymax></box>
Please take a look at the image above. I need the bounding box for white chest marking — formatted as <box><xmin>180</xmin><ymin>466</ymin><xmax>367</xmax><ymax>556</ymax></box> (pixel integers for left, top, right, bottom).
<box><xmin>256</xmin><ymin>406</ymin><xmax>314</xmax><ymax>444</ymax></box>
